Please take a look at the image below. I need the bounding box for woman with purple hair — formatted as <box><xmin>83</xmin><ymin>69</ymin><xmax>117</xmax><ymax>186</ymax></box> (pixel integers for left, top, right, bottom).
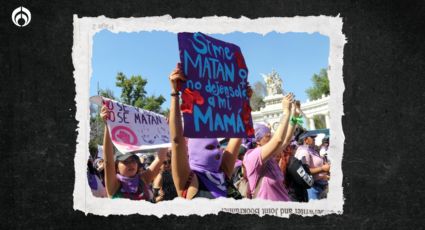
<box><xmin>168</xmin><ymin>64</ymin><xmax>249</xmax><ymax>199</ymax></box>
<box><xmin>242</xmin><ymin>94</ymin><xmax>301</xmax><ymax>201</ymax></box>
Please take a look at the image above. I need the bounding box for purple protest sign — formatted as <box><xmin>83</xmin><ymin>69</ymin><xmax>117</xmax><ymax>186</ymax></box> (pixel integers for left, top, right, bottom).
<box><xmin>178</xmin><ymin>32</ymin><xmax>254</xmax><ymax>138</ymax></box>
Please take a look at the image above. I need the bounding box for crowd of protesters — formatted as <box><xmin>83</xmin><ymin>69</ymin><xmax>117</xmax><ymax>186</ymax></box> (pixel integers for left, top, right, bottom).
<box><xmin>87</xmin><ymin>64</ymin><xmax>330</xmax><ymax>202</ymax></box>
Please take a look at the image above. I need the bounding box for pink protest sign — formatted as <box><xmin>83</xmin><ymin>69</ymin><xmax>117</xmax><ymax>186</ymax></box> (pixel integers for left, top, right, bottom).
<box><xmin>90</xmin><ymin>96</ymin><xmax>170</xmax><ymax>152</ymax></box>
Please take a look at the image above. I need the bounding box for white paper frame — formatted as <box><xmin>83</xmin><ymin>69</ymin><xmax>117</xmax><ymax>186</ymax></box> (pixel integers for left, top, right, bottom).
<box><xmin>72</xmin><ymin>15</ymin><xmax>346</xmax><ymax>218</ymax></box>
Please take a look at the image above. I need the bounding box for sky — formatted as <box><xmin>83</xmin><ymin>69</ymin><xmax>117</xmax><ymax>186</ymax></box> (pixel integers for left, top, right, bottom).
<box><xmin>90</xmin><ymin>30</ymin><xmax>329</xmax><ymax>110</ymax></box>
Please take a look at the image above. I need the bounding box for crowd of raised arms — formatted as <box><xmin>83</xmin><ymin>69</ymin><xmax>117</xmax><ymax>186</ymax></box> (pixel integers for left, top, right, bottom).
<box><xmin>87</xmin><ymin>64</ymin><xmax>331</xmax><ymax>203</ymax></box>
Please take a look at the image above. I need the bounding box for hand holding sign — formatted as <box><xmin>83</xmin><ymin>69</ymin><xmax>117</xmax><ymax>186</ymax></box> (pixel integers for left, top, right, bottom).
<box><xmin>246</xmin><ymin>82</ymin><xmax>253</xmax><ymax>98</ymax></box>
<box><xmin>91</xmin><ymin>96</ymin><xmax>171</xmax><ymax>153</ymax></box>
<box><xmin>100</xmin><ymin>105</ymin><xmax>109</xmax><ymax>123</ymax></box>
<box><xmin>169</xmin><ymin>63</ymin><xmax>186</xmax><ymax>94</ymax></box>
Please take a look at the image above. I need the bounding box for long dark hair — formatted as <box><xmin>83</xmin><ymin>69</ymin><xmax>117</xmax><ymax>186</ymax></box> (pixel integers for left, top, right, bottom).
<box><xmin>87</xmin><ymin>159</ymin><xmax>96</xmax><ymax>175</ymax></box>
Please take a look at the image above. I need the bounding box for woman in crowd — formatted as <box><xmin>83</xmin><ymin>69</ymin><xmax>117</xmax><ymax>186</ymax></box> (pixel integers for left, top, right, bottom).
<box><xmin>294</xmin><ymin>132</ymin><xmax>330</xmax><ymax>200</ymax></box>
<box><xmin>168</xmin><ymin>64</ymin><xmax>249</xmax><ymax>199</ymax></box>
<box><xmin>279</xmin><ymin>143</ymin><xmax>314</xmax><ymax>202</ymax></box>
<box><xmin>152</xmin><ymin>149</ymin><xmax>178</xmax><ymax>202</ymax></box>
<box><xmin>100</xmin><ymin>106</ymin><xmax>167</xmax><ymax>201</ymax></box>
<box><xmin>319</xmin><ymin>137</ymin><xmax>330</xmax><ymax>162</ymax></box>
<box><xmin>87</xmin><ymin>159</ymin><xmax>107</xmax><ymax>198</ymax></box>
<box><xmin>242</xmin><ymin>93</ymin><xmax>299</xmax><ymax>201</ymax></box>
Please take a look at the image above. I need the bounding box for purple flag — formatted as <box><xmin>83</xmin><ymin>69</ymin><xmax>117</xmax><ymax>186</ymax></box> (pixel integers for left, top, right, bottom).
<box><xmin>178</xmin><ymin>32</ymin><xmax>254</xmax><ymax>138</ymax></box>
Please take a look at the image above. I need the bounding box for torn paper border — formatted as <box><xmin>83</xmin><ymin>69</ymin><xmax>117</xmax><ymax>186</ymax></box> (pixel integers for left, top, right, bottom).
<box><xmin>72</xmin><ymin>15</ymin><xmax>346</xmax><ymax>218</ymax></box>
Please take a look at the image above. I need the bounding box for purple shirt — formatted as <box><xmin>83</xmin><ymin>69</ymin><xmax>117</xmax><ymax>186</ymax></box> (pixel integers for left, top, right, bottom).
<box><xmin>243</xmin><ymin>147</ymin><xmax>290</xmax><ymax>201</ymax></box>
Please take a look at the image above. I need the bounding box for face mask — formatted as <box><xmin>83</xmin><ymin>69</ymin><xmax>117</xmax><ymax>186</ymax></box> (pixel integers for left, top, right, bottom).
<box><xmin>188</xmin><ymin>138</ymin><xmax>223</xmax><ymax>173</ymax></box>
<box><xmin>188</xmin><ymin>138</ymin><xmax>227</xmax><ymax>198</ymax></box>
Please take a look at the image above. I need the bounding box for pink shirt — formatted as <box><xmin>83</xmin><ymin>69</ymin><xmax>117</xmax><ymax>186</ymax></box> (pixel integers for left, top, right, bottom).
<box><xmin>243</xmin><ymin>147</ymin><xmax>290</xmax><ymax>201</ymax></box>
<box><xmin>295</xmin><ymin>145</ymin><xmax>325</xmax><ymax>181</ymax></box>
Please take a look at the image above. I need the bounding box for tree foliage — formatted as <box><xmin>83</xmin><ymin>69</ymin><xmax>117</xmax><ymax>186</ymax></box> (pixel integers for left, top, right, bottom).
<box><xmin>313</xmin><ymin>115</ymin><xmax>326</xmax><ymax>129</ymax></box>
<box><xmin>90</xmin><ymin>115</ymin><xmax>104</xmax><ymax>146</ymax></box>
<box><xmin>98</xmin><ymin>88</ymin><xmax>116</xmax><ymax>100</ymax></box>
<box><xmin>115</xmin><ymin>72</ymin><xmax>165</xmax><ymax>113</ymax></box>
<box><xmin>90</xmin><ymin>88</ymin><xmax>117</xmax><ymax>145</ymax></box>
<box><xmin>305</xmin><ymin>68</ymin><xmax>330</xmax><ymax>100</ymax></box>
<box><xmin>250</xmin><ymin>81</ymin><xmax>267</xmax><ymax>111</ymax></box>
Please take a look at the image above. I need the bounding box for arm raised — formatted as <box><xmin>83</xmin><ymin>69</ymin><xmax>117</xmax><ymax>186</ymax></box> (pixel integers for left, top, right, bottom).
<box><xmin>141</xmin><ymin>148</ymin><xmax>168</xmax><ymax>184</ymax></box>
<box><xmin>260</xmin><ymin>93</ymin><xmax>294</xmax><ymax>163</ymax></box>
<box><xmin>221</xmin><ymin>138</ymin><xmax>242</xmax><ymax>179</ymax></box>
<box><xmin>168</xmin><ymin>64</ymin><xmax>191</xmax><ymax>196</ymax></box>
<box><xmin>100</xmin><ymin>106</ymin><xmax>120</xmax><ymax>197</ymax></box>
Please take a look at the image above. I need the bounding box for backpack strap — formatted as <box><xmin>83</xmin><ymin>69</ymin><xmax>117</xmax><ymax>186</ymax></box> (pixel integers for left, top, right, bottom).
<box><xmin>243</xmin><ymin>164</ymin><xmax>266</xmax><ymax>199</ymax></box>
<box><xmin>241</xmin><ymin>164</ymin><xmax>252</xmax><ymax>199</ymax></box>
<box><xmin>182</xmin><ymin>171</ymin><xmax>194</xmax><ymax>199</ymax></box>
<box><xmin>251</xmin><ymin>166</ymin><xmax>266</xmax><ymax>199</ymax></box>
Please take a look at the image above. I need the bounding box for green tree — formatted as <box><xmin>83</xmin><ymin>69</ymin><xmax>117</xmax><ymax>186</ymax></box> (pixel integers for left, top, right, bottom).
<box><xmin>90</xmin><ymin>87</ymin><xmax>117</xmax><ymax>145</ymax></box>
<box><xmin>313</xmin><ymin>115</ymin><xmax>326</xmax><ymax>129</ymax></box>
<box><xmin>98</xmin><ymin>88</ymin><xmax>116</xmax><ymax>100</ymax></box>
<box><xmin>305</xmin><ymin>68</ymin><xmax>330</xmax><ymax>100</ymax></box>
<box><xmin>250</xmin><ymin>81</ymin><xmax>267</xmax><ymax>111</ymax></box>
<box><xmin>161</xmin><ymin>108</ymin><xmax>170</xmax><ymax>118</ymax></box>
<box><xmin>90</xmin><ymin>115</ymin><xmax>104</xmax><ymax>146</ymax></box>
<box><xmin>116</xmin><ymin>72</ymin><xmax>165</xmax><ymax>113</ymax></box>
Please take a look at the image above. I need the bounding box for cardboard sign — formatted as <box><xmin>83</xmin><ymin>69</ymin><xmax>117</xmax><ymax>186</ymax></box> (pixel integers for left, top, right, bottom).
<box><xmin>178</xmin><ymin>32</ymin><xmax>254</xmax><ymax>138</ymax></box>
<box><xmin>90</xmin><ymin>96</ymin><xmax>171</xmax><ymax>153</ymax></box>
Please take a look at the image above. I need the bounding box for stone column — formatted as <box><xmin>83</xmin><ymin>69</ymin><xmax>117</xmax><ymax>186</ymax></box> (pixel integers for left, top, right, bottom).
<box><xmin>325</xmin><ymin>113</ymin><xmax>330</xmax><ymax>129</ymax></box>
<box><xmin>309</xmin><ymin>117</ymin><xmax>315</xmax><ymax>130</ymax></box>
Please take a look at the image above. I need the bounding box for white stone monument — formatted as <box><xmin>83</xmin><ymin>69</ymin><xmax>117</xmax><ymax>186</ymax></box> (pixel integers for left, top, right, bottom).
<box><xmin>251</xmin><ymin>70</ymin><xmax>330</xmax><ymax>131</ymax></box>
<box><xmin>262</xmin><ymin>69</ymin><xmax>283</xmax><ymax>96</ymax></box>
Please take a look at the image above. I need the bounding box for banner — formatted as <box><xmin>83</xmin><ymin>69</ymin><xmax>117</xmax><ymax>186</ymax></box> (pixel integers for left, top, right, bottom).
<box><xmin>90</xmin><ymin>96</ymin><xmax>171</xmax><ymax>153</ymax></box>
<box><xmin>178</xmin><ymin>32</ymin><xmax>254</xmax><ymax>138</ymax></box>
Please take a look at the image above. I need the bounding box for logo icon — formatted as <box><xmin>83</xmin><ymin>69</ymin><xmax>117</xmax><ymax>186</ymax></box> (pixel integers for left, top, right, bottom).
<box><xmin>12</xmin><ymin>6</ymin><xmax>31</xmax><ymax>27</ymax></box>
<box><xmin>111</xmin><ymin>126</ymin><xmax>138</xmax><ymax>145</ymax></box>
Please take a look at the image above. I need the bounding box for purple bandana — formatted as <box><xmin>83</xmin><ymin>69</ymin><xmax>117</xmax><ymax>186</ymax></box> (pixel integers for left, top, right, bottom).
<box><xmin>188</xmin><ymin>138</ymin><xmax>227</xmax><ymax>198</ymax></box>
<box><xmin>254</xmin><ymin>123</ymin><xmax>271</xmax><ymax>142</ymax></box>
<box><xmin>116</xmin><ymin>174</ymin><xmax>140</xmax><ymax>194</ymax></box>
<box><xmin>87</xmin><ymin>173</ymin><xmax>98</xmax><ymax>190</ymax></box>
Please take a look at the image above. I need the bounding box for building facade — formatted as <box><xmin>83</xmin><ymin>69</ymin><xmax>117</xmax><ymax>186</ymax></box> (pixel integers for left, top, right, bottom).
<box><xmin>251</xmin><ymin>71</ymin><xmax>330</xmax><ymax>132</ymax></box>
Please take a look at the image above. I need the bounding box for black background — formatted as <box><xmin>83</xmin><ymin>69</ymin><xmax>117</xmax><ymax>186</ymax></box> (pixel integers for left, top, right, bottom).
<box><xmin>1</xmin><ymin>0</ymin><xmax>425</xmax><ymax>229</ymax></box>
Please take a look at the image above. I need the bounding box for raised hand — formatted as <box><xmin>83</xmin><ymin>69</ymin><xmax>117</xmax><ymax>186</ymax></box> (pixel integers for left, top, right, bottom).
<box><xmin>246</xmin><ymin>82</ymin><xmax>253</xmax><ymax>98</ymax></box>
<box><xmin>156</xmin><ymin>148</ymin><xmax>169</xmax><ymax>162</ymax></box>
<box><xmin>282</xmin><ymin>93</ymin><xmax>294</xmax><ymax>111</ymax></box>
<box><xmin>169</xmin><ymin>63</ymin><xmax>187</xmax><ymax>94</ymax></box>
<box><xmin>100</xmin><ymin>105</ymin><xmax>109</xmax><ymax>123</ymax></box>
<box><xmin>293</xmin><ymin>100</ymin><xmax>301</xmax><ymax>117</ymax></box>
